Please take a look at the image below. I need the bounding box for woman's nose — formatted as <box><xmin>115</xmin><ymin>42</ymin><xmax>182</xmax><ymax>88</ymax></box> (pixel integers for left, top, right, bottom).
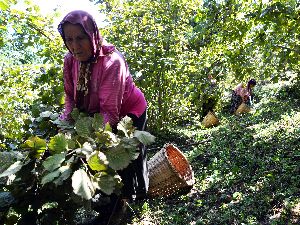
<box><xmin>72</xmin><ymin>40</ymin><xmax>81</xmax><ymax>51</ymax></box>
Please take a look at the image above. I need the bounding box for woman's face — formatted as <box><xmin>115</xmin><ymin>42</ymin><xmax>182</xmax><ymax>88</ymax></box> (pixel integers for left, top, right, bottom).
<box><xmin>63</xmin><ymin>23</ymin><xmax>93</xmax><ymax>62</ymax></box>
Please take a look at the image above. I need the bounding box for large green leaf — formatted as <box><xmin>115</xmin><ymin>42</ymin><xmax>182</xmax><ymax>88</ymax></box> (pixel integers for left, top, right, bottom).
<box><xmin>48</xmin><ymin>133</ymin><xmax>68</xmax><ymax>154</ymax></box>
<box><xmin>0</xmin><ymin>0</ymin><xmax>9</xmax><ymax>11</ymax></box>
<box><xmin>75</xmin><ymin>142</ymin><xmax>93</xmax><ymax>157</ymax></box>
<box><xmin>105</xmin><ymin>144</ymin><xmax>137</xmax><ymax>170</ymax></box>
<box><xmin>87</xmin><ymin>151</ymin><xmax>108</xmax><ymax>171</ymax></box>
<box><xmin>42</xmin><ymin>152</ymin><xmax>66</xmax><ymax>172</ymax></box>
<box><xmin>52</xmin><ymin>118</ymin><xmax>74</xmax><ymax>131</ymax></box>
<box><xmin>41</xmin><ymin>165</ymin><xmax>72</xmax><ymax>186</ymax></box>
<box><xmin>92</xmin><ymin>113</ymin><xmax>104</xmax><ymax>132</ymax></box>
<box><xmin>72</xmin><ymin>169</ymin><xmax>95</xmax><ymax>200</ymax></box>
<box><xmin>133</xmin><ymin>130</ymin><xmax>156</xmax><ymax>145</ymax></box>
<box><xmin>95</xmin><ymin>130</ymin><xmax>118</xmax><ymax>147</ymax></box>
<box><xmin>121</xmin><ymin>138</ymin><xmax>140</xmax><ymax>160</ymax></box>
<box><xmin>21</xmin><ymin>136</ymin><xmax>47</xmax><ymax>158</ymax></box>
<box><xmin>53</xmin><ymin>165</ymin><xmax>72</xmax><ymax>186</ymax></box>
<box><xmin>0</xmin><ymin>161</ymin><xmax>23</xmax><ymax>178</ymax></box>
<box><xmin>92</xmin><ymin>172</ymin><xmax>122</xmax><ymax>195</ymax></box>
<box><xmin>117</xmin><ymin>116</ymin><xmax>135</xmax><ymax>137</ymax></box>
<box><xmin>0</xmin><ymin>151</ymin><xmax>23</xmax><ymax>173</ymax></box>
<box><xmin>41</xmin><ymin>169</ymin><xmax>60</xmax><ymax>186</ymax></box>
<box><xmin>75</xmin><ymin>117</ymin><xmax>93</xmax><ymax>138</ymax></box>
<box><xmin>70</xmin><ymin>108</ymin><xmax>80</xmax><ymax>121</ymax></box>
<box><xmin>0</xmin><ymin>192</ymin><xmax>15</xmax><ymax>208</ymax></box>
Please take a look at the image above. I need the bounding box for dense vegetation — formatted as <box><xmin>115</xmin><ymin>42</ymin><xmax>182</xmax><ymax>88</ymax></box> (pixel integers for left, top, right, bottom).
<box><xmin>132</xmin><ymin>78</ymin><xmax>299</xmax><ymax>225</ymax></box>
<box><xmin>0</xmin><ymin>0</ymin><xmax>299</xmax><ymax>224</ymax></box>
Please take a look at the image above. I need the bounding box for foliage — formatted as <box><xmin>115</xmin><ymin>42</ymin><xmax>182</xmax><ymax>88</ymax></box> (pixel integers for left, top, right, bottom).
<box><xmin>0</xmin><ymin>109</ymin><xmax>155</xmax><ymax>224</ymax></box>
<box><xmin>130</xmin><ymin>78</ymin><xmax>300</xmax><ymax>225</ymax></box>
<box><xmin>189</xmin><ymin>0</ymin><xmax>300</xmax><ymax>93</ymax></box>
<box><xmin>0</xmin><ymin>0</ymin><xmax>64</xmax><ymax>65</ymax></box>
<box><xmin>95</xmin><ymin>0</ymin><xmax>300</xmax><ymax>131</ymax></box>
<box><xmin>1</xmin><ymin>0</ymin><xmax>300</xmax><ymax>223</ymax></box>
<box><xmin>0</xmin><ymin>64</ymin><xmax>64</xmax><ymax>150</ymax></box>
<box><xmin>98</xmin><ymin>0</ymin><xmax>202</xmax><ymax>131</ymax></box>
<box><xmin>0</xmin><ymin>0</ymin><xmax>65</xmax><ymax>149</ymax></box>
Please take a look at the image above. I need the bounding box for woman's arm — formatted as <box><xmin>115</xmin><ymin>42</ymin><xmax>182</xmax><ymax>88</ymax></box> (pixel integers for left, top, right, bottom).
<box><xmin>98</xmin><ymin>51</ymin><xmax>127</xmax><ymax>126</ymax></box>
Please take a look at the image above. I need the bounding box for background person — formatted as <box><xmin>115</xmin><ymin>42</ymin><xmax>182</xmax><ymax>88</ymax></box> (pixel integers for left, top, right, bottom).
<box><xmin>230</xmin><ymin>79</ymin><xmax>257</xmax><ymax>114</ymax></box>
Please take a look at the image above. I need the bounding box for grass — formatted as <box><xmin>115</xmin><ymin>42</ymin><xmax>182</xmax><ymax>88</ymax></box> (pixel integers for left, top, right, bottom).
<box><xmin>130</xmin><ymin>79</ymin><xmax>300</xmax><ymax>225</ymax></box>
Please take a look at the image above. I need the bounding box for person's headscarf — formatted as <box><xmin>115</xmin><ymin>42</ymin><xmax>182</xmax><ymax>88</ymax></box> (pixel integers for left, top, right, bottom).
<box><xmin>57</xmin><ymin>10</ymin><xmax>102</xmax><ymax>62</ymax></box>
<box><xmin>57</xmin><ymin>10</ymin><xmax>115</xmax><ymax>101</ymax></box>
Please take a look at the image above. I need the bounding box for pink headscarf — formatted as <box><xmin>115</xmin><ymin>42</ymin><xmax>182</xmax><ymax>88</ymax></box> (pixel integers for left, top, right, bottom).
<box><xmin>58</xmin><ymin>10</ymin><xmax>103</xmax><ymax>61</ymax></box>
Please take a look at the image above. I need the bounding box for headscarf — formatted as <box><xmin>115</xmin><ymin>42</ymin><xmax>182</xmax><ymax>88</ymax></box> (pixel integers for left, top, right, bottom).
<box><xmin>58</xmin><ymin>10</ymin><xmax>102</xmax><ymax>61</ymax></box>
<box><xmin>57</xmin><ymin>10</ymin><xmax>115</xmax><ymax>105</ymax></box>
<box><xmin>58</xmin><ymin>10</ymin><xmax>103</xmax><ymax>102</ymax></box>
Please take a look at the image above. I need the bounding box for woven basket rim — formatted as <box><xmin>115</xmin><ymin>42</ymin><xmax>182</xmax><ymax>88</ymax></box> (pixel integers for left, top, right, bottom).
<box><xmin>147</xmin><ymin>143</ymin><xmax>195</xmax><ymax>197</ymax></box>
<box><xmin>165</xmin><ymin>143</ymin><xmax>192</xmax><ymax>178</ymax></box>
<box><xmin>148</xmin><ymin>143</ymin><xmax>195</xmax><ymax>183</ymax></box>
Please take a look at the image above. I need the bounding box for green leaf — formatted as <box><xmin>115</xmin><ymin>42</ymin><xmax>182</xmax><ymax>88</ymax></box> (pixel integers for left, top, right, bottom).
<box><xmin>0</xmin><ymin>0</ymin><xmax>9</xmax><ymax>11</ymax></box>
<box><xmin>87</xmin><ymin>151</ymin><xmax>108</xmax><ymax>171</ymax></box>
<box><xmin>72</xmin><ymin>169</ymin><xmax>95</xmax><ymax>200</ymax></box>
<box><xmin>75</xmin><ymin>142</ymin><xmax>93</xmax><ymax>157</ymax></box>
<box><xmin>67</xmin><ymin>139</ymin><xmax>76</xmax><ymax>149</ymax></box>
<box><xmin>121</xmin><ymin>138</ymin><xmax>140</xmax><ymax>160</ymax></box>
<box><xmin>117</xmin><ymin>116</ymin><xmax>135</xmax><ymax>137</ymax></box>
<box><xmin>75</xmin><ymin>117</ymin><xmax>93</xmax><ymax>138</ymax></box>
<box><xmin>104</xmin><ymin>122</ymin><xmax>112</xmax><ymax>132</ymax></box>
<box><xmin>133</xmin><ymin>130</ymin><xmax>156</xmax><ymax>145</ymax></box>
<box><xmin>0</xmin><ymin>192</ymin><xmax>15</xmax><ymax>208</ymax></box>
<box><xmin>0</xmin><ymin>161</ymin><xmax>23</xmax><ymax>178</ymax></box>
<box><xmin>48</xmin><ymin>133</ymin><xmax>68</xmax><ymax>154</ymax></box>
<box><xmin>41</xmin><ymin>169</ymin><xmax>61</xmax><ymax>186</ymax></box>
<box><xmin>52</xmin><ymin>118</ymin><xmax>74</xmax><ymax>131</ymax></box>
<box><xmin>92</xmin><ymin>172</ymin><xmax>122</xmax><ymax>195</ymax></box>
<box><xmin>53</xmin><ymin>165</ymin><xmax>72</xmax><ymax>186</ymax></box>
<box><xmin>70</xmin><ymin>108</ymin><xmax>80</xmax><ymax>120</ymax></box>
<box><xmin>42</xmin><ymin>152</ymin><xmax>66</xmax><ymax>172</ymax></box>
<box><xmin>92</xmin><ymin>113</ymin><xmax>104</xmax><ymax>131</ymax></box>
<box><xmin>39</xmin><ymin>111</ymin><xmax>52</xmax><ymax>118</ymax></box>
<box><xmin>95</xmin><ymin>130</ymin><xmax>118</xmax><ymax>147</ymax></box>
<box><xmin>105</xmin><ymin>144</ymin><xmax>137</xmax><ymax>170</ymax></box>
<box><xmin>21</xmin><ymin>136</ymin><xmax>47</xmax><ymax>159</ymax></box>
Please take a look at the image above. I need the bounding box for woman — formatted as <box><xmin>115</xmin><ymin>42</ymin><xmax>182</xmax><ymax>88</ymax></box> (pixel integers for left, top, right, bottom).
<box><xmin>57</xmin><ymin>10</ymin><xmax>148</xmax><ymax>223</ymax></box>
<box><xmin>230</xmin><ymin>79</ymin><xmax>256</xmax><ymax>114</ymax></box>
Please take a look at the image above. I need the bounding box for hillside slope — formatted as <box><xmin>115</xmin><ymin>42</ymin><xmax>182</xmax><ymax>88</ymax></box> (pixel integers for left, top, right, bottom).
<box><xmin>132</xmin><ymin>78</ymin><xmax>300</xmax><ymax>225</ymax></box>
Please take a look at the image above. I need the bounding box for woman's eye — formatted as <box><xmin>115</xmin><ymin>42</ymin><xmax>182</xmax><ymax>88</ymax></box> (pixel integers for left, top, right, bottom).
<box><xmin>77</xmin><ymin>36</ymin><xmax>87</xmax><ymax>41</ymax></box>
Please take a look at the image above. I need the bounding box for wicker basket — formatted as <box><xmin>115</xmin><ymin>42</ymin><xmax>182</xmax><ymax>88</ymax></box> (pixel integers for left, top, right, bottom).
<box><xmin>235</xmin><ymin>103</ymin><xmax>251</xmax><ymax>115</ymax></box>
<box><xmin>202</xmin><ymin>111</ymin><xmax>220</xmax><ymax>128</ymax></box>
<box><xmin>147</xmin><ymin>144</ymin><xmax>195</xmax><ymax>197</ymax></box>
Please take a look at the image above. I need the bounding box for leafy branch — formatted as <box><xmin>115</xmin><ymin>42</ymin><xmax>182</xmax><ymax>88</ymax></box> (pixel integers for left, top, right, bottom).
<box><xmin>0</xmin><ymin>108</ymin><xmax>155</xmax><ymax>223</ymax></box>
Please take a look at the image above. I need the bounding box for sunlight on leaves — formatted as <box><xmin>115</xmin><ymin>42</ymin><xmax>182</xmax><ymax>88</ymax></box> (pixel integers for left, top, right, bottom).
<box><xmin>48</xmin><ymin>133</ymin><xmax>68</xmax><ymax>154</ymax></box>
<box><xmin>134</xmin><ymin>130</ymin><xmax>156</xmax><ymax>145</ymax></box>
<box><xmin>92</xmin><ymin>172</ymin><xmax>122</xmax><ymax>195</ymax></box>
<box><xmin>42</xmin><ymin>152</ymin><xmax>66</xmax><ymax>172</ymax></box>
<box><xmin>72</xmin><ymin>169</ymin><xmax>95</xmax><ymax>200</ymax></box>
<box><xmin>117</xmin><ymin>116</ymin><xmax>135</xmax><ymax>137</ymax></box>
<box><xmin>87</xmin><ymin>151</ymin><xmax>108</xmax><ymax>171</ymax></box>
<box><xmin>0</xmin><ymin>161</ymin><xmax>23</xmax><ymax>178</ymax></box>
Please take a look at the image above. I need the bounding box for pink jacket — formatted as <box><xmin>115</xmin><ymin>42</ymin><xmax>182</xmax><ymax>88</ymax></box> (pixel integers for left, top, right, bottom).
<box><xmin>234</xmin><ymin>83</ymin><xmax>250</xmax><ymax>102</ymax></box>
<box><xmin>60</xmin><ymin>44</ymin><xmax>147</xmax><ymax>126</ymax></box>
